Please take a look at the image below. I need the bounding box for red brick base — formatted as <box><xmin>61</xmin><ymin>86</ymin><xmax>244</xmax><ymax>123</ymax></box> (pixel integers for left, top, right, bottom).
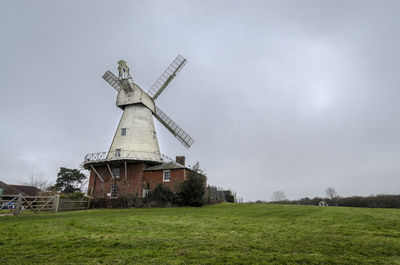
<box><xmin>88</xmin><ymin>162</ymin><xmax>196</xmax><ymax>198</ymax></box>
<box><xmin>88</xmin><ymin>162</ymin><xmax>150</xmax><ymax>198</ymax></box>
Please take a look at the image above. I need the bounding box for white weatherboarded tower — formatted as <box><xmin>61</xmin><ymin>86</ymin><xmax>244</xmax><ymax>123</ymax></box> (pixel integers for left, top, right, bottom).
<box><xmin>107</xmin><ymin>71</ymin><xmax>161</xmax><ymax>162</ymax></box>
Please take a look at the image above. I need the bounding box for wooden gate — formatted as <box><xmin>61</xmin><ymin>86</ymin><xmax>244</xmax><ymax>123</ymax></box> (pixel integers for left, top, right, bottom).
<box><xmin>0</xmin><ymin>194</ymin><xmax>89</xmax><ymax>215</ymax></box>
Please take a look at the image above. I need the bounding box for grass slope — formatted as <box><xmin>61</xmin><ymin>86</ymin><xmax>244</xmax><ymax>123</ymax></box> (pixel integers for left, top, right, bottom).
<box><xmin>1</xmin><ymin>203</ymin><xmax>400</xmax><ymax>264</ymax></box>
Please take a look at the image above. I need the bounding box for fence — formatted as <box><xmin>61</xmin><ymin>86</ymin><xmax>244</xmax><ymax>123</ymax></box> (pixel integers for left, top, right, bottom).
<box><xmin>0</xmin><ymin>194</ymin><xmax>90</xmax><ymax>216</ymax></box>
<box><xmin>58</xmin><ymin>197</ymin><xmax>90</xmax><ymax>211</ymax></box>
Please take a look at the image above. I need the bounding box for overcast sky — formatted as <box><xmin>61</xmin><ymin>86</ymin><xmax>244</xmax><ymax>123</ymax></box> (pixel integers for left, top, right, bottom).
<box><xmin>1</xmin><ymin>1</ymin><xmax>399</xmax><ymax>201</ymax></box>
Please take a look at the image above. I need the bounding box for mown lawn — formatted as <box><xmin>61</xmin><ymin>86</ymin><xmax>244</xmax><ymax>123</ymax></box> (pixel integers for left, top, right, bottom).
<box><xmin>0</xmin><ymin>203</ymin><xmax>400</xmax><ymax>264</ymax></box>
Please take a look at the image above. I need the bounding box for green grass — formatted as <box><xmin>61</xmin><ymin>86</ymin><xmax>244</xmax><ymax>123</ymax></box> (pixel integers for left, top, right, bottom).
<box><xmin>1</xmin><ymin>203</ymin><xmax>400</xmax><ymax>264</ymax></box>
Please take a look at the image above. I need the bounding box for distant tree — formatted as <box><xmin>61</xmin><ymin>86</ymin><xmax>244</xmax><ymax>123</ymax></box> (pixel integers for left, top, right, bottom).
<box><xmin>52</xmin><ymin>167</ymin><xmax>87</xmax><ymax>193</ymax></box>
<box><xmin>325</xmin><ymin>187</ymin><xmax>339</xmax><ymax>206</ymax></box>
<box><xmin>224</xmin><ymin>190</ymin><xmax>235</xmax><ymax>203</ymax></box>
<box><xmin>325</xmin><ymin>187</ymin><xmax>339</xmax><ymax>200</ymax></box>
<box><xmin>271</xmin><ymin>190</ymin><xmax>287</xmax><ymax>201</ymax></box>
<box><xmin>21</xmin><ymin>174</ymin><xmax>50</xmax><ymax>191</ymax></box>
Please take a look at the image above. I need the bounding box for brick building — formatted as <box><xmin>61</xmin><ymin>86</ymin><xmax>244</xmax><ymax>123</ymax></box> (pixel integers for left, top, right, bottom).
<box><xmin>144</xmin><ymin>161</ymin><xmax>189</xmax><ymax>194</ymax></box>
<box><xmin>85</xmin><ymin>156</ymin><xmax>204</xmax><ymax>198</ymax></box>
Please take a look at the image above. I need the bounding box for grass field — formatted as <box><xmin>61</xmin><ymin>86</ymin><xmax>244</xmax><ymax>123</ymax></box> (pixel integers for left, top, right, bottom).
<box><xmin>1</xmin><ymin>203</ymin><xmax>400</xmax><ymax>264</ymax></box>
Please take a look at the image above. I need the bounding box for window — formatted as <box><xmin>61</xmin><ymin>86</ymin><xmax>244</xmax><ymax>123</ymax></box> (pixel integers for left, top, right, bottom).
<box><xmin>163</xmin><ymin>170</ymin><xmax>170</xmax><ymax>182</ymax></box>
<box><xmin>110</xmin><ymin>184</ymin><xmax>118</xmax><ymax>198</ymax></box>
<box><xmin>115</xmin><ymin>149</ymin><xmax>121</xmax><ymax>157</ymax></box>
<box><xmin>121</xmin><ymin>128</ymin><xmax>127</xmax><ymax>136</ymax></box>
<box><xmin>112</xmin><ymin>167</ymin><xmax>120</xmax><ymax>178</ymax></box>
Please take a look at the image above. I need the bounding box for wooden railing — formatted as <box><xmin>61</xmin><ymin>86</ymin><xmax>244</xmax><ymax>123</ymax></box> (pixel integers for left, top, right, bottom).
<box><xmin>83</xmin><ymin>151</ymin><xmax>180</xmax><ymax>166</ymax></box>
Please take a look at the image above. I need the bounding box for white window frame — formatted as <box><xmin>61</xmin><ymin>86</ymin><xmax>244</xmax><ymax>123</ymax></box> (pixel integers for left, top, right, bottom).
<box><xmin>112</xmin><ymin>167</ymin><xmax>120</xmax><ymax>179</ymax></box>
<box><xmin>163</xmin><ymin>170</ymin><xmax>171</xmax><ymax>182</ymax></box>
<box><xmin>115</xmin><ymin>149</ymin><xmax>121</xmax><ymax>157</ymax></box>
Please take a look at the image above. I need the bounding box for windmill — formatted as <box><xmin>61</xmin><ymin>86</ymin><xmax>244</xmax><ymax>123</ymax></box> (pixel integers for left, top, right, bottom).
<box><xmin>98</xmin><ymin>55</ymin><xmax>194</xmax><ymax>163</ymax></box>
<box><xmin>82</xmin><ymin>55</ymin><xmax>196</xmax><ymax>198</ymax></box>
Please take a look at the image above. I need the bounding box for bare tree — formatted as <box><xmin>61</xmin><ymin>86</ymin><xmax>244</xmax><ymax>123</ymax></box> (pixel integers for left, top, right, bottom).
<box><xmin>21</xmin><ymin>174</ymin><xmax>51</xmax><ymax>191</ymax></box>
<box><xmin>271</xmin><ymin>190</ymin><xmax>287</xmax><ymax>201</ymax></box>
<box><xmin>191</xmin><ymin>162</ymin><xmax>206</xmax><ymax>175</ymax></box>
<box><xmin>325</xmin><ymin>187</ymin><xmax>339</xmax><ymax>200</ymax></box>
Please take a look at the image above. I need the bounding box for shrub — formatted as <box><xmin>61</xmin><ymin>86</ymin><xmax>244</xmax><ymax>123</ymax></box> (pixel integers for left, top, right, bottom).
<box><xmin>144</xmin><ymin>184</ymin><xmax>175</xmax><ymax>207</ymax></box>
<box><xmin>60</xmin><ymin>192</ymin><xmax>85</xmax><ymax>199</ymax></box>
<box><xmin>176</xmin><ymin>172</ymin><xmax>206</xmax><ymax>207</ymax></box>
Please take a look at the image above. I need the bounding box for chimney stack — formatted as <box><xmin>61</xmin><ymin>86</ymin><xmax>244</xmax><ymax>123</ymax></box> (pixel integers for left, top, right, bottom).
<box><xmin>175</xmin><ymin>156</ymin><xmax>185</xmax><ymax>166</ymax></box>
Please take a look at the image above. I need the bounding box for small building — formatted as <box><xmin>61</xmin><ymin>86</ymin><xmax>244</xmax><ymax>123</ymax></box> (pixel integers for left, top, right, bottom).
<box><xmin>319</xmin><ymin>201</ymin><xmax>328</xmax><ymax>206</ymax></box>
<box><xmin>0</xmin><ymin>181</ymin><xmax>22</xmax><ymax>195</ymax></box>
<box><xmin>0</xmin><ymin>181</ymin><xmax>41</xmax><ymax>196</ymax></box>
<box><xmin>9</xmin><ymin>185</ymin><xmax>41</xmax><ymax>196</ymax></box>
<box><xmin>143</xmin><ymin>159</ymin><xmax>205</xmax><ymax>194</ymax></box>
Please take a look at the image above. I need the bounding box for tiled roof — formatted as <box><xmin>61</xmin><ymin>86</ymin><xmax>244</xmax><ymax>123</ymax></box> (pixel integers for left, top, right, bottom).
<box><xmin>10</xmin><ymin>185</ymin><xmax>41</xmax><ymax>196</ymax></box>
<box><xmin>0</xmin><ymin>181</ymin><xmax>25</xmax><ymax>195</ymax></box>
<box><xmin>144</xmin><ymin>161</ymin><xmax>187</xmax><ymax>171</ymax></box>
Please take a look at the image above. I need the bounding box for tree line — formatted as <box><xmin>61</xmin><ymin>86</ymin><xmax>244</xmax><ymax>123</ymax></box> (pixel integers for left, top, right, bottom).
<box><xmin>252</xmin><ymin>187</ymin><xmax>400</xmax><ymax>209</ymax></box>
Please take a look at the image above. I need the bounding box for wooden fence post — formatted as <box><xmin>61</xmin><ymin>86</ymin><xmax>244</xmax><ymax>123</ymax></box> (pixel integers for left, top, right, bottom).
<box><xmin>52</xmin><ymin>195</ymin><xmax>61</xmax><ymax>213</ymax></box>
<box><xmin>87</xmin><ymin>198</ymin><xmax>92</xmax><ymax>209</ymax></box>
<box><xmin>13</xmin><ymin>194</ymin><xmax>23</xmax><ymax>216</ymax></box>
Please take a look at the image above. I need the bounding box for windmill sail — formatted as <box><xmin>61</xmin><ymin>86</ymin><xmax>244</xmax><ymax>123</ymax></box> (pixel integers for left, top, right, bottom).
<box><xmin>153</xmin><ymin>106</ymin><xmax>194</xmax><ymax>148</ymax></box>
<box><xmin>147</xmin><ymin>55</ymin><xmax>187</xmax><ymax>100</ymax></box>
<box><xmin>102</xmin><ymin>71</ymin><xmax>123</xmax><ymax>91</ymax></box>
